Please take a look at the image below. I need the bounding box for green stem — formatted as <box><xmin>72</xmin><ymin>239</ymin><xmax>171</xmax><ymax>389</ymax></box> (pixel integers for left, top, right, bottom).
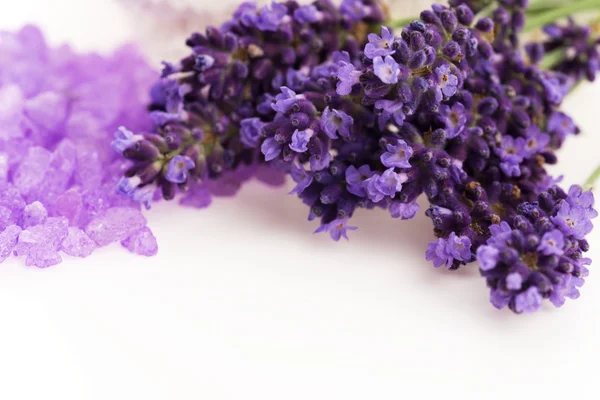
<box><xmin>540</xmin><ymin>48</ymin><xmax>564</xmax><ymax>70</ymax></box>
<box><xmin>386</xmin><ymin>16</ymin><xmax>416</xmax><ymax>29</ymax></box>
<box><xmin>524</xmin><ymin>0</ymin><xmax>600</xmax><ymax>32</ymax></box>
<box><xmin>527</xmin><ymin>0</ymin><xmax>582</xmax><ymax>16</ymax></box>
<box><xmin>584</xmin><ymin>165</ymin><xmax>600</xmax><ymax>190</ymax></box>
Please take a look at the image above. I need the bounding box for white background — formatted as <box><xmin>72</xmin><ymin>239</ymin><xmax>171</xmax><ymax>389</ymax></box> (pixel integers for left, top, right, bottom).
<box><xmin>1</xmin><ymin>1</ymin><xmax>600</xmax><ymax>399</ymax></box>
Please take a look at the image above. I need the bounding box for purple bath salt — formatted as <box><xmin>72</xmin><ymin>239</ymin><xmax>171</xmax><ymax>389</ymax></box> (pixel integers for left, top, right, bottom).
<box><xmin>121</xmin><ymin>227</ymin><xmax>158</xmax><ymax>257</ymax></box>
<box><xmin>0</xmin><ymin>25</ymin><xmax>158</xmax><ymax>267</ymax></box>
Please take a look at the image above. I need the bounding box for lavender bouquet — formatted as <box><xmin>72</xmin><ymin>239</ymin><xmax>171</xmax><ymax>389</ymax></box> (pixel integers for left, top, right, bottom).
<box><xmin>3</xmin><ymin>0</ymin><xmax>600</xmax><ymax>315</ymax></box>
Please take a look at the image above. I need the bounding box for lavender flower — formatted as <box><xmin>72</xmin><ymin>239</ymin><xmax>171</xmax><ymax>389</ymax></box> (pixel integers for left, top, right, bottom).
<box><xmin>165</xmin><ymin>155</ymin><xmax>195</xmax><ymax>184</ymax></box>
<box><xmin>373</xmin><ymin>55</ymin><xmax>401</xmax><ymax>84</ymax></box>
<box><xmin>114</xmin><ymin>0</ymin><xmax>385</xmax><ymax>206</ymax></box>
<box><xmin>365</xmin><ymin>26</ymin><xmax>396</xmax><ymax>59</ymax></box>
<box><xmin>314</xmin><ymin>217</ymin><xmax>357</xmax><ymax>241</ymax></box>
<box><xmin>478</xmin><ymin>186</ymin><xmax>596</xmax><ymax>313</ymax></box>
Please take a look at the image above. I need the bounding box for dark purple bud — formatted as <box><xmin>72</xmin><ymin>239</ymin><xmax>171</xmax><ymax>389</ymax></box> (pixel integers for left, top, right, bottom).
<box><xmin>185</xmin><ymin>32</ymin><xmax>206</xmax><ymax>47</ymax></box>
<box><xmin>511</xmin><ymin>96</ymin><xmax>529</xmax><ymax>111</ymax></box>
<box><xmin>123</xmin><ymin>141</ymin><xmax>161</xmax><ymax>161</ymax></box>
<box><xmin>442</xmin><ymin>41</ymin><xmax>462</xmax><ymax>59</ymax></box>
<box><xmin>205</xmin><ymin>26</ymin><xmax>224</xmax><ymax>48</ymax></box>
<box><xmin>280</xmin><ymin>48</ymin><xmax>296</xmax><ymax>65</ymax></box>
<box><xmin>400</xmin><ymin>28</ymin><xmax>410</xmax><ymax>42</ymax></box>
<box><xmin>470</xmin><ymin>136</ymin><xmax>490</xmax><ymax>158</ymax></box>
<box><xmin>422</xmin><ymin>150</ymin><xmax>434</xmax><ymax>163</ymax></box>
<box><xmin>161</xmin><ymin>180</ymin><xmax>176</xmax><ymax>201</ymax></box>
<box><xmin>477</xmin><ymin>40</ymin><xmax>493</xmax><ymax>59</ymax></box>
<box><xmin>557</xmin><ymin>261</ymin><xmax>574</xmax><ymax>274</ymax></box>
<box><xmin>252</xmin><ymin>58</ymin><xmax>273</xmax><ymax>80</ymax></box>
<box><xmin>452</xmin><ymin>27</ymin><xmax>471</xmax><ymax>43</ymax></box>
<box><xmin>336</xmin><ymin>197</ymin><xmax>356</xmax><ymax>218</ymax></box>
<box><xmin>456</xmin><ymin>5</ymin><xmax>475</xmax><ymax>25</ymax></box>
<box><xmin>431</xmin><ymin>129</ymin><xmax>447</xmax><ymax>146</ymax></box>
<box><xmin>329</xmin><ymin>161</ymin><xmax>346</xmax><ymax>178</ymax></box>
<box><xmin>137</xmin><ymin>162</ymin><xmax>162</xmax><ymax>184</ymax></box>
<box><xmin>320</xmin><ymin>184</ymin><xmax>343</xmax><ymax>205</ymax></box>
<box><xmin>455</xmin><ymin>90</ymin><xmax>473</xmax><ymax>108</ymax></box>
<box><xmin>364</xmin><ymin>82</ymin><xmax>392</xmax><ymax>98</ymax></box>
<box><xmin>440</xmin><ymin>10</ymin><xmax>458</xmax><ymax>32</ymax></box>
<box><xmin>232</xmin><ymin>61</ymin><xmax>248</xmax><ymax>79</ymax></box>
<box><xmin>424</xmin><ymin>29</ymin><xmax>443</xmax><ymax>49</ymax></box>
<box><xmin>511</xmin><ymin>109</ymin><xmax>531</xmax><ymax>129</ymax></box>
<box><xmin>408</xmin><ymin>50</ymin><xmax>427</xmax><ymax>69</ymax></box>
<box><xmin>466</xmin><ymin>128</ymin><xmax>482</xmax><ymax>140</ymax></box>
<box><xmin>475</xmin><ymin>17</ymin><xmax>494</xmax><ymax>33</ymax></box>
<box><xmin>290</xmin><ymin>112</ymin><xmax>310</xmax><ymax>129</ymax></box>
<box><xmin>393</xmin><ymin>40</ymin><xmax>411</xmax><ymax>64</ymax></box>
<box><xmin>478</xmin><ymin>117</ymin><xmax>497</xmax><ymax>135</ymax></box>
<box><xmin>409</xmin><ymin>20</ymin><xmax>426</xmax><ymax>32</ymax></box>
<box><xmin>511</xmin><ymin>9</ymin><xmax>525</xmax><ymax>31</ymax></box>
<box><xmin>580</xmin><ymin>240</ymin><xmax>590</xmax><ymax>252</ymax></box>
<box><xmin>313</xmin><ymin>170</ymin><xmax>333</xmax><ymax>185</ymax></box>
<box><xmin>420</xmin><ymin>10</ymin><xmax>440</xmax><ymax>25</ymax></box>
<box><xmin>466</xmin><ymin>38</ymin><xmax>478</xmax><ymax>57</ymax></box>
<box><xmin>477</xmin><ymin>97</ymin><xmax>499</xmax><ymax>115</ymax></box>
<box><xmin>409</xmin><ymin>31</ymin><xmax>426</xmax><ymax>51</ymax></box>
<box><xmin>426</xmin><ymin>206</ymin><xmax>454</xmax><ymax>230</ymax></box>
<box><xmin>397</xmin><ymin>82</ymin><xmax>413</xmax><ymax>103</ymax></box>
<box><xmin>223</xmin><ymin>32</ymin><xmax>237</xmax><ymax>52</ymax></box>
<box><xmin>541</xmin><ymin>151</ymin><xmax>557</xmax><ymax>164</ymax></box>
<box><xmin>431</xmin><ymin>165</ymin><xmax>449</xmax><ymax>181</ymax></box>
<box><xmin>291</xmin><ymin>99</ymin><xmax>318</xmax><ymax>115</ymax></box>
<box><xmin>164</xmin><ymin>133</ymin><xmax>182</xmax><ymax>151</ymax></box>
<box><xmin>424</xmin><ymin>46</ymin><xmax>436</xmax><ymax>65</ymax></box>
<box><xmin>436</xmin><ymin>155</ymin><xmax>451</xmax><ymax>168</ymax></box>
<box><xmin>493</xmin><ymin>8</ymin><xmax>510</xmax><ymax>26</ymax></box>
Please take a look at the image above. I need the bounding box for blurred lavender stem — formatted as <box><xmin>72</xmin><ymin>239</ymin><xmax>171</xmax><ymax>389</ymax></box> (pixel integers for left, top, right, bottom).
<box><xmin>585</xmin><ymin>165</ymin><xmax>600</xmax><ymax>190</ymax></box>
<box><xmin>524</xmin><ymin>0</ymin><xmax>600</xmax><ymax>32</ymax></box>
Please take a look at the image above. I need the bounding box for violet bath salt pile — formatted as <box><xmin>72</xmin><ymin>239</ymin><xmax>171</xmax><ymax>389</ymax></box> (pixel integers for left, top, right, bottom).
<box><xmin>0</xmin><ymin>26</ymin><xmax>158</xmax><ymax>267</ymax></box>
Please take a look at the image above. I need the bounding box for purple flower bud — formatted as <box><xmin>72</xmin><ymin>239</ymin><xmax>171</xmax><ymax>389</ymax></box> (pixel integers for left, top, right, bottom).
<box><xmin>320</xmin><ymin>183</ymin><xmax>343</xmax><ymax>204</ymax></box>
<box><xmin>424</xmin><ymin>29</ymin><xmax>443</xmax><ymax>49</ymax></box>
<box><xmin>440</xmin><ymin>10</ymin><xmax>458</xmax><ymax>32</ymax></box>
<box><xmin>409</xmin><ymin>31</ymin><xmax>426</xmax><ymax>51</ymax></box>
<box><xmin>442</xmin><ymin>41</ymin><xmax>462</xmax><ymax>59</ymax></box>
<box><xmin>408</xmin><ymin>50</ymin><xmax>427</xmax><ymax>69</ymax></box>
<box><xmin>475</xmin><ymin>17</ymin><xmax>494</xmax><ymax>33</ymax></box>
<box><xmin>456</xmin><ymin>4</ymin><xmax>475</xmax><ymax>25</ymax></box>
<box><xmin>240</xmin><ymin>118</ymin><xmax>265</xmax><ymax>148</ymax></box>
<box><xmin>452</xmin><ymin>27</ymin><xmax>471</xmax><ymax>44</ymax></box>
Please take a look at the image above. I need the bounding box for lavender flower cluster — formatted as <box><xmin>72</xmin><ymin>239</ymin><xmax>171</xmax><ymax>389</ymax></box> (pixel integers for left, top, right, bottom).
<box><xmin>113</xmin><ymin>0</ymin><xmax>598</xmax><ymax>314</ymax></box>
<box><xmin>113</xmin><ymin>0</ymin><xmax>386</xmax><ymax>208</ymax></box>
<box><xmin>0</xmin><ymin>26</ymin><xmax>158</xmax><ymax>267</ymax></box>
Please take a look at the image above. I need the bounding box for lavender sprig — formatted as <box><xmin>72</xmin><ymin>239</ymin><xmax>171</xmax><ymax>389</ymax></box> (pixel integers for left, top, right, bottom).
<box><xmin>112</xmin><ymin>0</ymin><xmax>386</xmax><ymax>206</ymax></box>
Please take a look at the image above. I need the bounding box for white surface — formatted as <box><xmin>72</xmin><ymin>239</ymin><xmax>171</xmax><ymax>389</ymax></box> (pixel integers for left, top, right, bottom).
<box><xmin>1</xmin><ymin>1</ymin><xmax>600</xmax><ymax>399</ymax></box>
